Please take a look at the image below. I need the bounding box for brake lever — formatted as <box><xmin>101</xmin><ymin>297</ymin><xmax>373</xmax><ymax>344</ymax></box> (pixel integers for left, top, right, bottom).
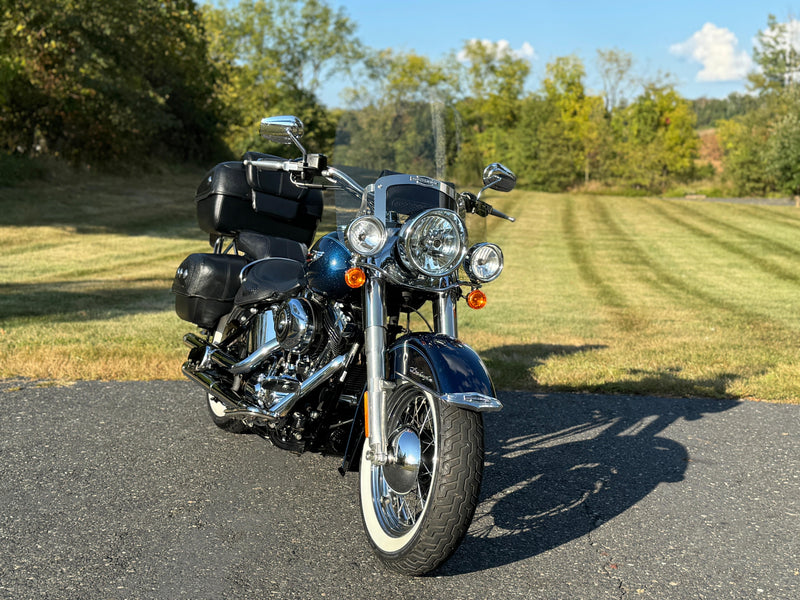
<box><xmin>460</xmin><ymin>192</ymin><xmax>516</xmax><ymax>222</ymax></box>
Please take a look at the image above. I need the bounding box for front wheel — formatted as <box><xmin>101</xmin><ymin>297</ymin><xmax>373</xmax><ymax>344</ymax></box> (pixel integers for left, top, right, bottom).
<box><xmin>358</xmin><ymin>384</ymin><xmax>484</xmax><ymax>575</ymax></box>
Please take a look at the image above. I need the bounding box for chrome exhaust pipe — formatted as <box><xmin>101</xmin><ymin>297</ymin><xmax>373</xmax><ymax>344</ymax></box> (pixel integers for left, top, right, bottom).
<box><xmin>181</xmin><ymin>362</ymin><xmax>274</xmax><ymax>421</ymax></box>
<box><xmin>266</xmin><ymin>353</ymin><xmax>349</xmax><ymax>418</ymax></box>
<box><xmin>183</xmin><ymin>332</ymin><xmax>279</xmax><ymax>374</ymax></box>
<box><xmin>182</xmin><ymin>333</ymin><xmax>357</xmax><ymax>422</ymax></box>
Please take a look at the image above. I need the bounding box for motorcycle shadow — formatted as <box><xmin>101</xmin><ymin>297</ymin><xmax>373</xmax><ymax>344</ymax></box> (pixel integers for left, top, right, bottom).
<box><xmin>437</xmin><ymin>390</ymin><xmax>739</xmax><ymax>575</ymax></box>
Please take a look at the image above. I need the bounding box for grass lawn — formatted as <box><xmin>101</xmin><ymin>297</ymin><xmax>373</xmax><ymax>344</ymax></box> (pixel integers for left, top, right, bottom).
<box><xmin>1</xmin><ymin>171</ymin><xmax>799</xmax><ymax>402</ymax></box>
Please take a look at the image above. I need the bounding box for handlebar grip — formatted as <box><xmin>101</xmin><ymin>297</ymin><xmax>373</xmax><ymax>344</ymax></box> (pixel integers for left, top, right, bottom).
<box><xmin>244</xmin><ymin>158</ymin><xmax>289</xmax><ymax>171</ymax></box>
<box><xmin>489</xmin><ymin>207</ymin><xmax>516</xmax><ymax>222</ymax></box>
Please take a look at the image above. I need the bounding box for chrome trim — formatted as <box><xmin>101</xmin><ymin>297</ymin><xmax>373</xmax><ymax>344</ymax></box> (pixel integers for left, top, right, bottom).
<box><xmin>184</xmin><ymin>333</ymin><xmax>236</xmax><ymax>370</ymax></box>
<box><xmin>396</xmin><ymin>208</ymin><xmax>468</xmax><ymax>278</ymax></box>
<box><xmin>266</xmin><ymin>352</ymin><xmax>350</xmax><ymax>418</ymax></box>
<box><xmin>183</xmin><ymin>351</ymin><xmax>354</xmax><ymax>422</ymax></box>
<box><xmin>463</xmin><ymin>242</ymin><xmax>504</xmax><ymax>283</ymax></box>
<box><xmin>357</xmin><ymin>261</ymin><xmax>462</xmax><ymax>293</ymax></box>
<box><xmin>274</xmin><ymin>298</ymin><xmax>315</xmax><ymax>352</ymax></box>
<box><xmin>345</xmin><ymin>215</ymin><xmax>387</xmax><ymax>256</ymax></box>
<box><xmin>184</xmin><ymin>332</ymin><xmax>279</xmax><ymax>376</ymax></box>
<box><xmin>480</xmin><ymin>162</ymin><xmax>516</xmax><ymax>195</ymax></box>
<box><xmin>395</xmin><ymin>373</ymin><xmax>503</xmax><ymax>413</ymax></box>
<box><xmin>231</xmin><ymin>339</ymin><xmax>280</xmax><ymax>375</ymax></box>
<box><xmin>321</xmin><ymin>166</ymin><xmax>365</xmax><ymax>198</ymax></box>
<box><xmin>260</xmin><ymin>116</ymin><xmax>304</xmax><ymax>144</ymax></box>
<box><xmin>433</xmin><ymin>291</ymin><xmax>458</xmax><ymax>338</ymax></box>
<box><xmin>441</xmin><ymin>392</ymin><xmax>503</xmax><ymax>412</ymax></box>
<box><xmin>364</xmin><ymin>277</ymin><xmax>389</xmax><ymax>465</ymax></box>
<box><xmin>181</xmin><ymin>363</ymin><xmax>269</xmax><ymax>419</ymax></box>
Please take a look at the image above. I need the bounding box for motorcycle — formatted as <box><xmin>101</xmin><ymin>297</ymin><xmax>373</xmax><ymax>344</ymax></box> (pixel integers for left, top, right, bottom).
<box><xmin>172</xmin><ymin>108</ymin><xmax>516</xmax><ymax>575</ymax></box>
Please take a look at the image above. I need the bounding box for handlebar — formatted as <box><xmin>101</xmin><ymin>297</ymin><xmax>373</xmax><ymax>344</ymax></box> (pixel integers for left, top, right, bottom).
<box><xmin>460</xmin><ymin>192</ymin><xmax>516</xmax><ymax>222</ymax></box>
<box><xmin>244</xmin><ymin>156</ymin><xmax>364</xmax><ymax>199</ymax></box>
<box><xmin>245</xmin><ymin>157</ymin><xmax>513</xmax><ymax>222</ymax></box>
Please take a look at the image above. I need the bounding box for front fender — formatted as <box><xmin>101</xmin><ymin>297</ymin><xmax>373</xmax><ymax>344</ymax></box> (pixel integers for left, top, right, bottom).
<box><xmin>339</xmin><ymin>332</ymin><xmax>500</xmax><ymax>475</ymax></box>
<box><xmin>388</xmin><ymin>333</ymin><xmax>502</xmax><ymax>412</ymax></box>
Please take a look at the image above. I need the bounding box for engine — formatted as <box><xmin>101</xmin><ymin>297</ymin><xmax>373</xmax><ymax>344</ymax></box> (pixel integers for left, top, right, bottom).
<box><xmin>274</xmin><ymin>298</ymin><xmax>318</xmax><ymax>354</ymax></box>
<box><xmin>261</xmin><ymin>296</ymin><xmax>357</xmax><ymax>381</ymax></box>
<box><xmin>240</xmin><ymin>296</ymin><xmax>359</xmax><ymax>451</ymax></box>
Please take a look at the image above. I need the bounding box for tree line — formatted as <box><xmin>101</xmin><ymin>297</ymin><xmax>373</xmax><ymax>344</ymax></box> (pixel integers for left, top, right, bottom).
<box><xmin>2</xmin><ymin>1</ymin><xmax>798</xmax><ymax>195</ymax></box>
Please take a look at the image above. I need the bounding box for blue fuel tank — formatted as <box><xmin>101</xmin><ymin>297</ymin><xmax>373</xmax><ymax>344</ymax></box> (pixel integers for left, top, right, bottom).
<box><xmin>306</xmin><ymin>232</ymin><xmax>358</xmax><ymax>301</ymax></box>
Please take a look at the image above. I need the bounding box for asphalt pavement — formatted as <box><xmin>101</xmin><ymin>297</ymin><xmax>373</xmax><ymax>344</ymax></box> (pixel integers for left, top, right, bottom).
<box><xmin>0</xmin><ymin>380</ymin><xmax>797</xmax><ymax>599</ymax></box>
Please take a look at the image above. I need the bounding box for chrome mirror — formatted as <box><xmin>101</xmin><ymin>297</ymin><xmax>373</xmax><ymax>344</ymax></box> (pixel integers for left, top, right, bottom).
<box><xmin>482</xmin><ymin>163</ymin><xmax>516</xmax><ymax>193</ymax></box>
<box><xmin>259</xmin><ymin>116</ymin><xmax>304</xmax><ymax>145</ymax></box>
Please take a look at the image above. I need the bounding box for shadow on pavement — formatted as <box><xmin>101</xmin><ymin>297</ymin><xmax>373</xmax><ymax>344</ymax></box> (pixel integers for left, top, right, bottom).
<box><xmin>438</xmin><ymin>391</ymin><xmax>739</xmax><ymax>575</ymax></box>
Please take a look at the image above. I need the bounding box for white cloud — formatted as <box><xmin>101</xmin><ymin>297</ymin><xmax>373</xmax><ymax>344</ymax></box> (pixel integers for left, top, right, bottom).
<box><xmin>457</xmin><ymin>39</ymin><xmax>537</xmax><ymax>63</ymax></box>
<box><xmin>670</xmin><ymin>23</ymin><xmax>752</xmax><ymax>81</ymax></box>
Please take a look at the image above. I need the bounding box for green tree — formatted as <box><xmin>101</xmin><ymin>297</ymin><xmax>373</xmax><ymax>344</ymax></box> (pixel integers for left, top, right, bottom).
<box><xmin>507</xmin><ymin>95</ymin><xmax>576</xmax><ymax>192</ymax></box>
<box><xmin>749</xmin><ymin>14</ymin><xmax>800</xmax><ymax>93</ymax></box>
<box><xmin>351</xmin><ymin>49</ymin><xmax>457</xmax><ymax>105</ymax></box>
<box><xmin>718</xmin><ymin>88</ymin><xmax>800</xmax><ymax>196</ymax></box>
<box><xmin>596</xmin><ymin>48</ymin><xmax>634</xmax><ymax>113</ymax></box>
<box><xmin>764</xmin><ymin>109</ymin><xmax>800</xmax><ymax>195</ymax></box>
<box><xmin>1</xmin><ymin>0</ymin><xmax>224</xmax><ymax>163</ymax></box>
<box><xmin>614</xmin><ymin>83</ymin><xmax>699</xmax><ymax>191</ymax></box>
<box><xmin>542</xmin><ymin>56</ymin><xmax>610</xmax><ymax>185</ymax></box>
<box><xmin>204</xmin><ymin>0</ymin><xmax>362</xmax><ymax>157</ymax></box>
<box><xmin>452</xmin><ymin>40</ymin><xmax>531</xmax><ymax>181</ymax></box>
<box><xmin>717</xmin><ymin>114</ymin><xmax>770</xmax><ymax>196</ymax></box>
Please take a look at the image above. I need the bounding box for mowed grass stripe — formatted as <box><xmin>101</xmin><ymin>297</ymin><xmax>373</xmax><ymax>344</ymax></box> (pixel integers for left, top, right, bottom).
<box><xmin>463</xmin><ymin>192</ymin><xmax>800</xmax><ymax>401</ymax></box>
<box><xmin>2</xmin><ymin>176</ymin><xmax>799</xmax><ymax>401</ymax></box>
<box><xmin>561</xmin><ymin>196</ymin><xmax>643</xmax><ymax>332</ymax></box>
<box><xmin>596</xmin><ymin>198</ymin><xmax>791</xmax><ymax>330</ymax></box>
<box><xmin>647</xmin><ymin>199</ymin><xmax>800</xmax><ymax>286</ymax></box>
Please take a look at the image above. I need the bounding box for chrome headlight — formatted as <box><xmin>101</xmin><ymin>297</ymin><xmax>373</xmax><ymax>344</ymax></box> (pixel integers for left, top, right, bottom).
<box><xmin>464</xmin><ymin>243</ymin><xmax>504</xmax><ymax>282</ymax></box>
<box><xmin>345</xmin><ymin>215</ymin><xmax>387</xmax><ymax>256</ymax></box>
<box><xmin>397</xmin><ymin>208</ymin><xmax>467</xmax><ymax>277</ymax></box>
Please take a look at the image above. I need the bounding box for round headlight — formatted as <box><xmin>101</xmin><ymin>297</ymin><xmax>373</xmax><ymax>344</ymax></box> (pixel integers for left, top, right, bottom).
<box><xmin>398</xmin><ymin>209</ymin><xmax>467</xmax><ymax>277</ymax></box>
<box><xmin>464</xmin><ymin>243</ymin><xmax>504</xmax><ymax>282</ymax></box>
<box><xmin>346</xmin><ymin>216</ymin><xmax>387</xmax><ymax>256</ymax></box>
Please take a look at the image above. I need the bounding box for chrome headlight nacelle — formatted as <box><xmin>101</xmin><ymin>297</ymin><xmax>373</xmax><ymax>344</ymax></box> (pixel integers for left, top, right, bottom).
<box><xmin>397</xmin><ymin>208</ymin><xmax>467</xmax><ymax>278</ymax></box>
<box><xmin>345</xmin><ymin>215</ymin><xmax>387</xmax><ymax>257</ymax></box>
<box><xmin>464</xmin><ymin>243</ymin><xmax>504</xmax><ymax>283</ymax></box>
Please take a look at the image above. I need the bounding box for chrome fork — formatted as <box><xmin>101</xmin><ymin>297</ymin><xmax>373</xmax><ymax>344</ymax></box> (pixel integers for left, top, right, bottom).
<box><xmin>364</xmin><ymin>276</ymin><xmax>389</xmax><ymax>465</ymax></box>
<box><xmin>433</xmin><ymin>290</ymin><xmax>458</xmax><ymax>338</ymax></box>
<box><xmin>364</xmin><ymin>280</ymin><xmax>460</xmax><ymax>466</ymax></box>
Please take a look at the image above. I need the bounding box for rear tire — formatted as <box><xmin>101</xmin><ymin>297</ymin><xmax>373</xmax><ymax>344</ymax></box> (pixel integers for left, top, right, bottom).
<box><xmin>205</xmin><ymin>316</ymin><xmax>248</xmax><ymax>434</ymax></box>
<box><xmin>358</xmin><ymin>384</ymin><xmax>484</xmax><ymax>575</ymax></box>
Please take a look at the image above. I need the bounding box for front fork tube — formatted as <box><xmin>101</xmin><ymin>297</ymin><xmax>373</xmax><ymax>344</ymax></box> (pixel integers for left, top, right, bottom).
<box><xmin>364</xmin><ymin>282</ymin><xmax>459</xmax><ymax>466</ymax></box>
<box><xmin>364</xmin><ymin>277</ymin><xmax>389</xmax><ymax>465</ymax></box>
<box><xmin>433</xmin><ymin>289</ymin><xmax>458</xmax><ymax>338</ymax></box>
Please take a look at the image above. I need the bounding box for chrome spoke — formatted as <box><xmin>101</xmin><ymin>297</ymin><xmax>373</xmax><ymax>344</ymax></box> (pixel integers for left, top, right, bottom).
<box><xmin>370</xmin><ymin>386</ymin><xmax>438</xmax><ymax>537</ymax></box>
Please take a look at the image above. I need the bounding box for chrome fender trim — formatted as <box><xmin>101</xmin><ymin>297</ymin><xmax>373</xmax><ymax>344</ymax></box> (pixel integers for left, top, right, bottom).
<box><xmin>395</xmin><ymin>373</ymin><xmax>502</xmax><ymax>413</ymax></box>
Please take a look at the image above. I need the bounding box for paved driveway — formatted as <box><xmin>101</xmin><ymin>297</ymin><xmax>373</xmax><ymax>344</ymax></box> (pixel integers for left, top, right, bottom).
<box><xmin>1</xmin><ymin>381</ymin><xmax>797</xmax><ymax>599</ymax></box>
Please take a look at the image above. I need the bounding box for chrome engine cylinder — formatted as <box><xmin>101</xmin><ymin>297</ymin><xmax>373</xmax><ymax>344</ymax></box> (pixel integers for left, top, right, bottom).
<box><xmin>274</xmin><ymin>298</ymin><xmax>316</xmax><ymax>353</ymax></box>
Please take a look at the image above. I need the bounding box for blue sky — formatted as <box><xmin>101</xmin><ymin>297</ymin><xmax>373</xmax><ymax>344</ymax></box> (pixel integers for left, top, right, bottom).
<box><xmin>317</xmin><ymin>0</ymin><xmax>800</xmax><ymax>106</ymax></box>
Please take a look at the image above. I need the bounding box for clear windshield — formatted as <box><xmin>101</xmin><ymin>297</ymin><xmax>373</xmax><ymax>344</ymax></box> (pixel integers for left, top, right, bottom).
<box><xmin>329</xmin><ymin>100</ymin><xmax>486</xmax><ymax>242</ymax></box>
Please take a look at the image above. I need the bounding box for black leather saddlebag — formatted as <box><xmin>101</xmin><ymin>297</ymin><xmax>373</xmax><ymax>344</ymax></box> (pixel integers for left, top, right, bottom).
<box><xmin>194</xmin><ymin>153</ymin><xmax>323</xmax><ymax>246</ymax></box>
<box><xmin>172</xmin><ymin>253</ymin><xmax>248</xmax><ymax>329</ymax></box>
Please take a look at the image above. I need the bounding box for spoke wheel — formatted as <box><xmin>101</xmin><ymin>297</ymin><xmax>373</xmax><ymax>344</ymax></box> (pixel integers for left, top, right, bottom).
<box><xmin>359</xmin><ymin>384</ymin><xmax>484</xmax><ymax>575</ymax></box>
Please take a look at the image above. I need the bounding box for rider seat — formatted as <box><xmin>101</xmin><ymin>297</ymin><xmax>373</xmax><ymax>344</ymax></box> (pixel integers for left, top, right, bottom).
<box><xmin>234</xmin><ymin>257</ymin><xmax>305</xmax><ymax>306</ymax></box>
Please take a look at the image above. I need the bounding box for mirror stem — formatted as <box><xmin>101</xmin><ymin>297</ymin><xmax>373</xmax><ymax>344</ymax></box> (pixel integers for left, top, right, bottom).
<box><xmin>286</xmin><ymin>129</ymin><xmax>307</xmax><ymax>161</ymax></box>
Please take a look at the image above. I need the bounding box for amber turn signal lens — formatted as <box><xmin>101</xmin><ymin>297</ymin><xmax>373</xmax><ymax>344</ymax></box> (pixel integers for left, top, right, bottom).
<box><xmin>344</xmin><ymin>267</ymin><xmax>366</xmax><ymax>288</ymax></box>
<box><xmin>466</xmin><ymin>289</ymin><xmax>487</xmax><ymax>309</ymax></box>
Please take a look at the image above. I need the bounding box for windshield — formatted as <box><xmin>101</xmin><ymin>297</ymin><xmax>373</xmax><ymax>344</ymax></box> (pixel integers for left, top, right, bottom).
<box><xmin>329</xmin><ymin>100</ymin><xmax>486</xmax><ymax>238</ymax></box>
